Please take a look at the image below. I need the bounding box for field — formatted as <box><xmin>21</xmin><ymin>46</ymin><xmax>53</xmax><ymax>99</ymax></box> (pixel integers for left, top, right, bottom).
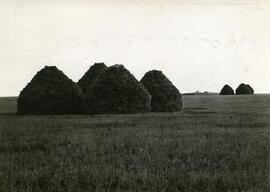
<box><xmin>0</xmin><ymin>95</ymin><xmax>269</xmax><ymax>191</ymax></box>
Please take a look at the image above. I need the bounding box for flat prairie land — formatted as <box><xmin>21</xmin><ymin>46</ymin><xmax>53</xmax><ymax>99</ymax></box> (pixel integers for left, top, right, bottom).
<box><xmin>0</xmin><ymin>95</ymin><xmax>269</xmax><ymax>192</ymax></box>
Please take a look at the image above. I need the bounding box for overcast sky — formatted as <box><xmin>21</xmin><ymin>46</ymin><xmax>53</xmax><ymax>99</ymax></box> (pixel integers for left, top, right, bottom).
<box><xmin>1</xmin><ymin>0</ymin><xmax>270</xmax><ymax>96</ymax></box>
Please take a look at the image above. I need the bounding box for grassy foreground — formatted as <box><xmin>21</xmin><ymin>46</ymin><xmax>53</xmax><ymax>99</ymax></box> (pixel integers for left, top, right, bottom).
<box><xmin>0</xmin><ymin>95</ymin><xmax>269</xmax><ymax>191</ymax></box>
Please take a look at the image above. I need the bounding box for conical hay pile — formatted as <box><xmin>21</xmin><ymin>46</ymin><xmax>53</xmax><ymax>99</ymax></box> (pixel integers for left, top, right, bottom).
<box><xmin>236</xmin><ymin>83</ymin><xmax>254</xmax><ymax>95</ymax></box>
<box><xmin>84</xmin><ymin>64</ymin><xmax>151</xmax><ymax>114</ymax></box>
<box><xmin>17</xmin><ymin>66</ymin><xmax>84</xmax><ymax>115</ymax></box>
<box><xmin>220</xmin><ymin>84</ymin><xmax>234</xmax><ymax>95</ymax></box>
<box><xmin>140</xmin><ymin>70</ymin><xmax>182</xmax><ymax>112</ymax></box>
<box><xmin>78</xmin><ymin>63</ymin><xmax>107</xmax><ymax>93</ymax></box>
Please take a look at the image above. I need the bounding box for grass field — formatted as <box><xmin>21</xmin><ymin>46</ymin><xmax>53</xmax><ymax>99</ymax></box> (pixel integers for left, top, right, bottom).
<box><xmin>0</xmin><ymin>95</ymin><xmax>269</xmax><ymax>191</ymax></box>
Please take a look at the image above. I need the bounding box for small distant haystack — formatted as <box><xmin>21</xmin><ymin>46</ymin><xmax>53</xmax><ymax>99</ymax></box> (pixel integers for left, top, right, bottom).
<box><xmin>78</xmin><ymin>63</ymin><xmax>107</xmax><ymax>93</ymax></box>
<box><xmin>17</xmin><ymin>66</ymin><xmax>84</xmax><ymax>115</ymax></box>
<box><xmin>220</xmin><ymin>84</ymin><xmax>234</xmax><ymax>95</ymax></box>
<box><xmin>84</xmin><ymin>64</ymin><xmax>151</xmax><ymax>114</ymax></box>
<box><xmin>236</xmin><ymin>83</ymin><xmax>254</xmax><ymax>95</ymax></box>
<box><xmin>140</xmin><ymin>70</ymin><xmax>182</xmax><ymax>112</ymax></box>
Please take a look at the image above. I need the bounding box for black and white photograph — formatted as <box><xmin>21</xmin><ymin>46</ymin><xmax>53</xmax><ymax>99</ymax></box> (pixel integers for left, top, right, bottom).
<box><xmin>0</xmin><ymin>0</ymin><xmax>269</xmax><ymax>191</ymax></box>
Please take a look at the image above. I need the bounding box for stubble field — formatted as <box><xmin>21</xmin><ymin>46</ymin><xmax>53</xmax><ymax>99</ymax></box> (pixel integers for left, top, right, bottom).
<box><xmin>0</xmin><ymin>95</ymin><xmax>269</xmax><ymax>191</ymax></box>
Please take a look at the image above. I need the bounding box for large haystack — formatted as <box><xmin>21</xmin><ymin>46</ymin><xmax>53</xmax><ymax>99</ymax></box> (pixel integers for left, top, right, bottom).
<box><xmin>78</xmin><ymin>63</ymin><xmax>107</xmax><ymax>93</ymax></box>
<box><xmin>235</xmin><ymin>83</ymin><xmax>254</xmax><ymax>95</ymax></box>
<box><xmin>140</xmin><ymin>70</ymin><xmax>182</xmax><ymax>112</ymax></box>
<box><xmin>17</xmin><ymin>66</ymin><xmax>84</xmax><ymax>115</ymax></box>
<box><xmin>84</xmin><ymin>64</ymin><xmax>151</xmax><ymax>114</ymax></box>
<box><xmin>220</xmin><ymin>84</ymin><xmax>234</xmax><ymax>95</ymax></box>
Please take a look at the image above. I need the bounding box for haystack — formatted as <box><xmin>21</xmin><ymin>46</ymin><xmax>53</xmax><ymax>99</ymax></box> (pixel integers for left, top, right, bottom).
<box><xmin>78</xmin><ymin>63</ymin><xmax>107</xmax><ymax>93</ymax></box>
<box><xmin>140</xmin><ymin>70</ymin><xmax>182</xmax><ymax>112</ymax></box>
<box><xmin>246</xmin><ymin>84</ymin><xmax>254</xmax><ymax>94</ymax></box>
<box><xmin>17</xmin><ymin>66</ymin><xmax>84</xmax><ymax>115</ymax></box>
<box><xmin>235</xmin><ymin>83</ymin><xmax>254</xmax><ymax>95</ymax></box>
<box><xmin>84</xmin><ymin>64</ymin><xmax>151</xmax><ymax>114</ymax></box>
<box><xmin>220</xmin><ymin>84</ymin><xmax>234</xmax><ymax>95</ymax></box>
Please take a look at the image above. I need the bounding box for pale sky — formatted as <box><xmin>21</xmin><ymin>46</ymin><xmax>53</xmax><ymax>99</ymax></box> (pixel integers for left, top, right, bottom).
<box><xmin>1</xmin><ymin>0</ymin><xmax>270</xmax><ymax>96</ymax></box>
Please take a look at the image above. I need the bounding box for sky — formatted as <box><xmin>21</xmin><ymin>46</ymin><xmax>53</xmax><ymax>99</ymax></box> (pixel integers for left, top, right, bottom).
<box><xmin>0</xmin><ymin>0</ymin><xmax>270</xmax><ymax>96</ymax></box>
